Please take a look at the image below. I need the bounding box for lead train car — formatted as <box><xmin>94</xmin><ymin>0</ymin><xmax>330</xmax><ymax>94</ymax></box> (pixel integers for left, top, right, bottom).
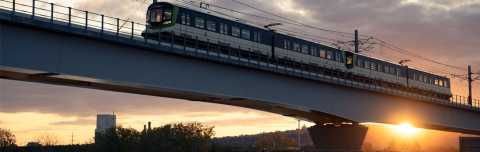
<box><xmin>141</xmin><ymin>1</ymin><xmax>452</xmax><ymax>100</ymax></box>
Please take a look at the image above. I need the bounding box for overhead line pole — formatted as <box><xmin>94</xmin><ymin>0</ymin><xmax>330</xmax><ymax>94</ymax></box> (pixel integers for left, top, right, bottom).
<box><xmin>469</xmin><ymin>65</ymin><xmax>473</xmax><ymax>105</ymax></box>
<box><xmin>452</xmin><ymin>65</ymin><xmax>479</xmax><ymax>106</ymax></box>
<box><xmin>355</xmin><ymin>30</ymin><xmax>359</xmax><ymax>53</ymax></box>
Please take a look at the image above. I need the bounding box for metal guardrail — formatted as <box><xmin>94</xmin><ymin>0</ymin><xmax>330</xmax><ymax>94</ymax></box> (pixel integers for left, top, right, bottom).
<box><xmin>0</xmin><ymin>0</ymin><xmax>479</xmax><ymax>111</ymax></box>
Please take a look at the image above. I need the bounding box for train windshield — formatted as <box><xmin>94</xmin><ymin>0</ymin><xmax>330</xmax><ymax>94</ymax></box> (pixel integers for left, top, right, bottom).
<box><xmin>147</xmin><ymin>5</ymin><xmax>173</xmax><ymax>26</ymax></box>
<box><xmin>149</xmin><ymin>9</ymin><xmax>163</xmax><ymax>22</ymax></box>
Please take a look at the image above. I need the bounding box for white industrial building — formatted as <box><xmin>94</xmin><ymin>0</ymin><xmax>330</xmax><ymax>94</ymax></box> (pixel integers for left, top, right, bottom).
<box><xmin>95</xmin><ymin>114</ymin><xmax>116</xmax><ymax>133</ymax></box>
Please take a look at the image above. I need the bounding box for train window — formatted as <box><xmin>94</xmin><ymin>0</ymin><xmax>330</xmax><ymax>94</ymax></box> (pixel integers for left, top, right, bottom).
<box><xmin>195</xmin><ymin>17</ymin><xmax>204</xmax><ymax>28</ymax></box>
<box><xmin>419</xmin><ymin>75</ymin><xmax>423</xmax><ymax>81</ymax></box>
<box><xmin>384</xmin><ymin>66</ymin><xmax>389</xmax><ymax>74</ymax></box>
<box><xmin>390</xmin><ymin>67</ymin><xmax>395</xmax><ymax>75</ymax></box>
<box><xmin>424</xmin><ymin>76</ymin><xmax>428</xmax><ymax>83</ymax></box>
<box><xmin>293</xmin><ymin>43</ymin><xmax>300</xmax><ymax>52</ymax></box>
<box><xmin>371</xmin><ymin>62</ymin><xmax>376</xmax><ymax>70</ymax></box>
<box><xmin>242</xmin><ymin>29</ymin><xmax>250</xmax><ymax>39</ymax></box>
<box><xmin>149</xmin><ymin>9</ymin><xmax>163</xmax><ymax>22</ymax></box>
<box><xmin>224</xmin><ymin>24</ymin><xmax>228</xmax><ymax>34</ymax></box>
<box><xmin>358</xmin><ymin>58</ymin><xmax>362</xmax><ymax>67</ymax></box>
<box><xmin>256</xmin><ymin>32</ymin><xmax>261</xmax><ymax>42</ymax></box>
<box><xmin>429</xmin><ymin>77</ymin><xmax>432</xmax><ymax>84</ymax></box>
<box><xmin>311</xmin><ymin>47</ymin><xmax>317</xmax><ymax>56</ymax></box>
<box><xmin>181</xmin><ymin>13</ymin><xmax>185</xmax><ymax>24</ymax></box>
<box><xmin>320</xmin><ymin>49</ymin><xmax>326</xmax><ymax>58</ymax></box>
<box><xmin>346</xmin><ymin>56</ymin><xmax>353</xmax><ymax>65</ymax></box>
<box><xmin>439</xmin><ymin>79</ymin><xmax>443</xmax><ymax>86</ymax></box>
<box><xmin>364</xmin><ymin>60</ymin><xmax>370</xmax><ymax>69</ymax></box>
<box><xmin>327</xmin><ymin>51</ymin><xmax>333</xmax><ymax>60</ymax></box>
<box><xmin>336</xmin><ymin>53</ymin><xmax>341</xmax><ymax>62</ymax></box>
<box><xmin>414</xmin><ymin>73</ymin><xmax>417</xmax><ymax>80</ymax></box>
<box><xmin>207</xmin><ymin>20</ymin><xmax>216</xmax><ymax>31</ymax></box>
<box><xmin>254</xmin><ymin>32</ymin><xmax>257</xmax><ymax>41</ymax></box>
<box><xmin>164</xmin><ymin>9</ymin><xmax>172</xmax><ymax>20</ymax></box>
<box><xmin>186</xmin><ymin>14</ymin><xmax>190</xmax><ymax>25</ymax></box>
<box><xmin>396</xmin><ymin>68</ymin><xmax>400</xmax><ymax>76</ymax></box>
<box><xmin>232</xmin><ymin>26</ymin><xmax>240</xmax><ymax>37</ymax></box>
<box><xmin>378</xmin><ymin>64</ymin><xmax>382</xmax><ymax>72</ymax></box>
<box><xmin>302</xmin><ymin>45</ymin><xmax>308</xmax><ymax>53</ymax></box>
<box><xmin>434</xmin><ymin>78</ymin><xmax>438</xmax><ymax>85</ymax></box>
<box><xmin>284</xmin><ymin>40</ymin><xmax>290</xmax><ymax>49</ymax></box>
<box><xmin>220</xmin><ymin>23</ymin><xmax>224</xmax><ymax>33</ymax></box>
<box><xmin>444</xmin><ymin>80</ymin><xmax>448</xmax><ymax>87</ymax></box>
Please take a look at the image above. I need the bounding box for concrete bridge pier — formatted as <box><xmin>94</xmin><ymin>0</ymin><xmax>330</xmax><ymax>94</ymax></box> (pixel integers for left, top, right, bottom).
<box><xmin>308</xmin><ymin>123</ymin><xmax>368</xmax><ymax>150</ymax></box>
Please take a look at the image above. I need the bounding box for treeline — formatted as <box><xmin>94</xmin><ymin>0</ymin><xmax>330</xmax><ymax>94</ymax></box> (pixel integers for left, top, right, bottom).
<box><xmin>95</xmin><ymin>122</ymin><xmax>215</xmax><ymax>152</ymax></box>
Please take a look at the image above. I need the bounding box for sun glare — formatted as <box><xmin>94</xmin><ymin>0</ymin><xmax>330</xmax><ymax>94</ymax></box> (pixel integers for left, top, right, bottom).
<box><xmin>393</xmin><ymin>123</ymin><xmax>419</xmax><ymax>135</ymax></box>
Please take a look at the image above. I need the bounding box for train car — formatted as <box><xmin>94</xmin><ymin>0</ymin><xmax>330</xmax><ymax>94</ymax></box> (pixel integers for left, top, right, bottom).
<box><xmin>141</xmin><ymin>1</ymin><xmax>452</xmax><ymax>100</ymax></box>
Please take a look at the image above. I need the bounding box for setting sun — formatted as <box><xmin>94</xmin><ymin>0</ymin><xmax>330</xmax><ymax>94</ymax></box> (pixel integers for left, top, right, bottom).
<box><xmin>393</xmin><ymin>123</ymin><xmax>419</xmax><ymax>135</ymax></box>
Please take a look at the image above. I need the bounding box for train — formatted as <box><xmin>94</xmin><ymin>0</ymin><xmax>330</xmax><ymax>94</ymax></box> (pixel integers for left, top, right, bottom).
<box><xmin>141</xmin><ymin>1</ymin><xmax>452</xmax><ymax>100</ymax></box>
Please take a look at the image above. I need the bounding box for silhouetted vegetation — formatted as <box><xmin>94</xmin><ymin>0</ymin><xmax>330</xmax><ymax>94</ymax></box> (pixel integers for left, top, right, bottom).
<box><xmin>255</xmin><ymin>131</ymin><xmax>298</xmax><ymax>150</ymax></box>
<box><xmin>94</xmin><ymin>122</ymin><xmax>215</xmax><ymax>152</ymax></box>
<box><xmin>385</xmin><ymin>138</ymin><xmax>421</xmax><ymax>152</ymax></box>
<box><xmin>362</xmin><ymin>142</ymin><xmax>373</xmax><ymax>150</ymax></box>
<box><xmin>0</xmin><ymin>128</ymin><xmax>17</xmax><ymax>152</ymax></box>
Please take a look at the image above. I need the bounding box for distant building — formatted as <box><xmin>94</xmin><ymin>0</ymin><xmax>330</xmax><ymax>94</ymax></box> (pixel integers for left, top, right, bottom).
<box><xmin>95</xmin><ymin>114</ymin><xmax>116</xmax><ymax>133</ymax></box>
<box><xmin>95</xmin><ymin>114</ymin><xmax>116</xmax><ymax>144</ymax></box>
<box><xmin>26</xmin><ymin>142</ymin><xmax>42</xmax><ymax>147</ymax></box>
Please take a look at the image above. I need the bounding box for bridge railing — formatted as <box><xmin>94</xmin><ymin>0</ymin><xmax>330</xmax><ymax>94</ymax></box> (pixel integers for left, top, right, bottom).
<box><xmin>1</xmin><ymin>0</ymin><xmax>479</xmax><ymax>111</ymax></box>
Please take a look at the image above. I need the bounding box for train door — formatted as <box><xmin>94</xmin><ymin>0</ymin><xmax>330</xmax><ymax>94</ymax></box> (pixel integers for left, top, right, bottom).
<box><xmin>344</xmin><ymin>51</ymin><xmax>355</xmax><ymax>70</ymax></box>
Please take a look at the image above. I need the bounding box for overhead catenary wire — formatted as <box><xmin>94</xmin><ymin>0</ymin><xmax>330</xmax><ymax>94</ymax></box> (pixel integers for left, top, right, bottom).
<box><xmin>185</xmin><ymin>0</ymin><xmax>358</xmax><ymax>39</ymax></box>
<box><xmin>119</xmin><ymin>0</ymin><xmax>148</xmax><ymax>30</ymax></box>
<box><xmin>363</xmin><ymin>46</ymin><xmax>462</xmax><ymax>75</ymax></box>
<box><xmin>229</xmin><ymin>0</ymin><xmax>367</xmax><ymax>38</ymax></box>
<box><xmin>221</xmin><ymin>0</ymin><xmax>470</xmax><ymax>72</ymax></box>
<box><xmin>371</xmin><ymin>38</ymin><xmax>468</xmax><ymax>71</ymax></box>
<box><xmin>365</xmin><ymin>46</ymin><xmax>463</xmax><ymax>76</ymax></box>
<box><xmin>174</xmin><ymin>0</ymin><xmax>347</xmax><ymax>46</ymax></box>
<box><xmin>367</xmin><ymin>51</ymin><xmax>455</xmax><ymax>76</ymax></box>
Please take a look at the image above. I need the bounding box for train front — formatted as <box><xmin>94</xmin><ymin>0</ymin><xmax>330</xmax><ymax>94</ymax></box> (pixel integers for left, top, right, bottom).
<box><xmin>141</xmin><ymin>1</ymin><xmax>177</xmax><ymax>39</ymax></box>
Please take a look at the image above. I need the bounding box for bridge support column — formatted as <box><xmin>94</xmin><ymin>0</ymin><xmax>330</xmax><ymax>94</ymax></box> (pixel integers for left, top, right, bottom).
<box><xmin>308</xmin><ymin>123</ymin><xmax>368</xmax><ymax>150</ymax></box>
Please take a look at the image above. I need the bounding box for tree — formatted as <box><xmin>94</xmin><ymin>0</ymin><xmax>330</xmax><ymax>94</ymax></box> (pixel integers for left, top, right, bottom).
<box><xmin>362</xmin><ymin>142</ymin><xmax>373</xmax><ymax>150</ymax></box>
<box><xmin>141</xmin><ymin>122</ymin><xmax>215</xmax><ymax>151</ymax></box>
<box><xmin>33</xmin><ymin>131</ymin><xmax>60</xmax><ymax>146</ymax></box>
<box><xmin>0</xmin><ymin>128</ymin><xmax>17</xmax><ymax>150</ymax></box>
<box><xmin>255</xmin><ymin>131</ymin><xmax>298</xmax><ymax>150</ymax></box>
<box><xmin>385</xmin><ymin>138</ymin><xmax>397</xmax><ymax>151</ymax></box>
<box><xmin>96</xmin><ymin>122</ymin><xmax>215</xmax><ymax>152</ymax></box>
<box><xmin>411</xmin><ymin>140</ymin><xmax>421</xmax><ymax>152</ymax></box>
<box><xmin>95</xmin><ymin>125</ymin><xmax>141</xmax><ymax>152</ymax></box>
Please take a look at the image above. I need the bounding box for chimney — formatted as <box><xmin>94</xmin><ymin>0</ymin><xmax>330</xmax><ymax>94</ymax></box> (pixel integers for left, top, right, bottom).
<box><xmin>144</xmin><ymin>125</ymin><xmax>146</xmax><ymax>132</ymax></box>
<box><xmin>148</xmin><ymin>121</ymin><xmax>151</xmax><ymax>130</ymax></box>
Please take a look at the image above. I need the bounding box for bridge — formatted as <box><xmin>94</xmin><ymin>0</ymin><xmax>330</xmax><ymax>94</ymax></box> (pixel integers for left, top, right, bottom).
<box><xmin>1</xmin><ymin>0</ymin><xmax>479</xmax><ymax>150</ymax></box>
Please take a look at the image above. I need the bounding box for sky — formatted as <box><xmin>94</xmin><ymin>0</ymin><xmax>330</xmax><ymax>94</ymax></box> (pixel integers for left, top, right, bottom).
<box><xmin>1</xmin><ymin>0</ymin><xmax>480</xmax><ymax>147</ymax></box>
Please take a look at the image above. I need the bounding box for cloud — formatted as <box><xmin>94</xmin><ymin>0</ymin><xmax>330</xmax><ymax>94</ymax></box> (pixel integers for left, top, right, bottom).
<box><xmin>49</xmin><ymin>118</ymin><xmax>95</xmax><ymax>126</ymax></box>
<box><xmin>0</xmin><ymin>79</ymin><xmax>256</xmax><ymax>118</ymax></box>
